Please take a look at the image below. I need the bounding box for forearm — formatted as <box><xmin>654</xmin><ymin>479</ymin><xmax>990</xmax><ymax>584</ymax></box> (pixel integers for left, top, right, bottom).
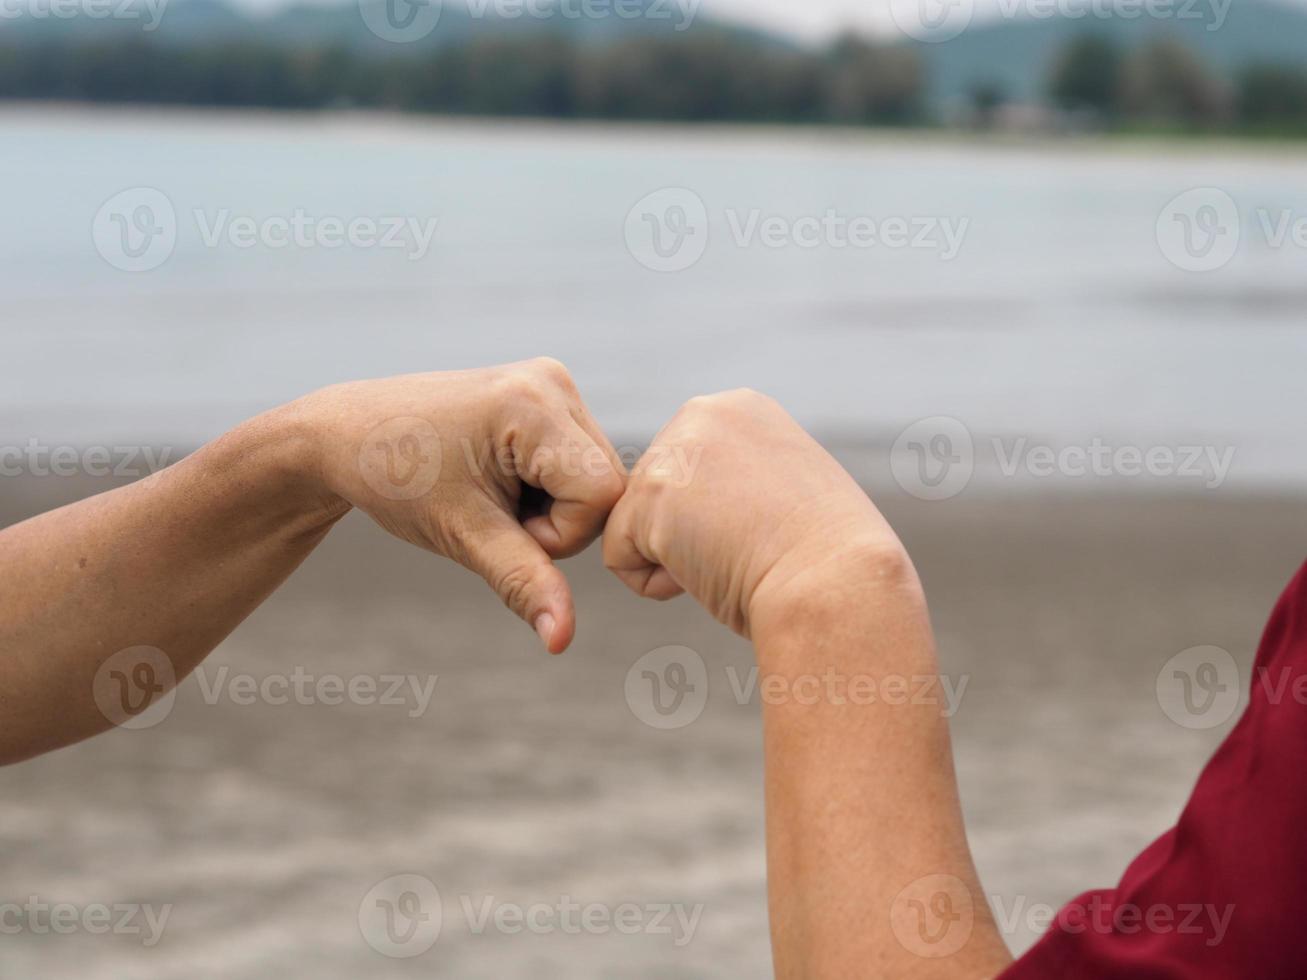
<box><xmin>0</xmin><ymin>402</ymin><xmax>349</xmax><ymax>764</ymax></box>
<box><xmin>752</xmin><ymin>546</ymin><xmax>1013</xmax><ymax>980</ymax></box>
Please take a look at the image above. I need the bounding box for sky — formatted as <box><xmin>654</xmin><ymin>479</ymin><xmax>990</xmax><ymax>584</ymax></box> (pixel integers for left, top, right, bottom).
<box><xmin>704</xmin><ymin>0</ymin><xmax>895</xmax><ymax>39</ymax></box>
<box><xmin>222</xmin><ymin>0</ymin><xmax>1307</xmax><ymax>41</ymax></box>
<box><xmin>216</xmin><ymin>0</ymin><xmax>929</xmax><ymax>39</ymax></box>
<box><xmin>706</xmin><ymin>0</ymin><xmax>1307</xmax><ymax>39</ymax></box>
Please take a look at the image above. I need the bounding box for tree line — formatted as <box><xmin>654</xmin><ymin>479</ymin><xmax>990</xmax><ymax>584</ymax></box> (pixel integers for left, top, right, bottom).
<box><xmin>1</xmin><ymin>30</ymin><xmax>1304</xmax><ymax>133</ymax></box>
<box><xmin>0</xmin><ymin>34</ymin><xmax>925</xmax><ymax>124</ymax></box>
<box><xmin>1050</xmin><ymin>35</ymin><xmax>1307</xmax><ymax>134</ymax></box>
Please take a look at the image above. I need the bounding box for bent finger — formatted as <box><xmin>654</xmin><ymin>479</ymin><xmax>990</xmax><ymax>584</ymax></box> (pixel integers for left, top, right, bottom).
<box><xmin>456</xmin><ymin>508</ymin><xmax>577</xmax><ymax>654</ymax></box>
<box><xmin>518</xmin><ymin>416</ymin><xmax>625</xmax><ymax>560</ymax></box>
<box><xmin>601</xmin><ymin>495</ymin><xmax>685</xmax><ymax>602</ymax></box>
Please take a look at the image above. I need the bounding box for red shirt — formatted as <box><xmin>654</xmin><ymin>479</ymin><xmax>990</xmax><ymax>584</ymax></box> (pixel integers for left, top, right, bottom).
<box><xmin>1000</xmin><ymin>561</ymin><xmax>1307</xmax><ymax>979</ymax></box>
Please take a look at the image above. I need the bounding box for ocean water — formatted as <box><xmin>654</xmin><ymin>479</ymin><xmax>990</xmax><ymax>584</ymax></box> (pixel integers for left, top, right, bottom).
<box><xmin>2</xmin><ymin>106</ymin><xmax>1305</xmax><ymax>487</ymax></box>
<box><xmin>2</xmin><ymin>107</ymin><xmax>1305</xmax><ymax>979</ymax></box>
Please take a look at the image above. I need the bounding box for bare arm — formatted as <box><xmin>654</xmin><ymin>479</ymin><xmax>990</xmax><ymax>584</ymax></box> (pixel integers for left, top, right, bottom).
<box><xmin>751</xmin><ymin>551</ymin><xmax>1012</xmax><ymax>979</ymax></box>
<box><xmin>0</xmin><ymin>358</ymin><xmax>624</xmax><ymax>766</ymax></box>
<box><xmin>0</xmin><ymin>409</ymin><xmax>344</xmax><ymax>764</ymax></box>
<box><xmin>604</xmin><ymin>390</ymin><xmax>1013</xmax><ymax>979</ymax></box>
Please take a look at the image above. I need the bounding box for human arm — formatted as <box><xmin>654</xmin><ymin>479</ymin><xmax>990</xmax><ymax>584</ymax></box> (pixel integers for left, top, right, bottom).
<box><xmin>0</xmin><ymin>358</ymin><xmax>624</xmax><ymax>765</ymax></box>
<box><xmin>603</xmin><ymin>390</ymin><xmax>1012</xmax><ymax>979</ymax></box>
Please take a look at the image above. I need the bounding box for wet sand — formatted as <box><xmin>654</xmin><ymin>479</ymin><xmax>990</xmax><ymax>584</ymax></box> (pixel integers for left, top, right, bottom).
<box><xmin>1</xmin><ymin>472</ymin><xmax>1303</xmax><ymax>978</ymax></box>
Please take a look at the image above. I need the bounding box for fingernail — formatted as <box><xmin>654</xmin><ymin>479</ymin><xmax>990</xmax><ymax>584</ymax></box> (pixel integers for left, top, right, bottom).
<box><xmin>534</xmin><ymin>612</ymin><xmax>556</xmax><ymax>650</ymax></box>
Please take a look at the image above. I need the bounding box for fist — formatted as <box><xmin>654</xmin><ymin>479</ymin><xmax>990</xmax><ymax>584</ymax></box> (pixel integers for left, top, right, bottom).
<box><xmin>603</xmin><ymin>390</ymin><xmax>909</xmax><ymax>638</ymax></box>
<box><xmin>302</xmin><ymin>358</ymin><xmax>626</xmax><ymax>653</ymax></box>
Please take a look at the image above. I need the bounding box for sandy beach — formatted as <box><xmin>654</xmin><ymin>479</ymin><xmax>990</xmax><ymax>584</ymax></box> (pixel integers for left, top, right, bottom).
<box><xmin>1</xmin><ymin>467</ymin><xmax>1302</xmax><ymax>979</ymax></box>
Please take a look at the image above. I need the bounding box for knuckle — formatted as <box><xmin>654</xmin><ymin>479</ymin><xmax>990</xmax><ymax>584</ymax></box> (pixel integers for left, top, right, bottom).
<box><xmin>680</xmin><ymin>393</ymin><xmax>715</xmax><ymax>415</ymax></box>
<box><xmin>723</xmin><ymin>387</ymin><xmax>775</xmax><ymax>411</ymax></box>
<box><xmin>638</xmin><ymin>464</ymin><xmax>677</xmax><ymax>495</ymax></box>
<box><xmin>592</xmin><ymin>466</ymin><xmax>627</xmax><ymax>509</ymax></box>
<box><xmin>494</xmin><ymin>562</ymin><xmax>540</xmax><ymax>616</ymax></box>
<box><xmin>680</xmin><ymin>388</ymin><xmax>777</xmax><ymax>425</ymax></box>
<box><xmin>529</xmin><ymin>356</ymin><xmax>574</xmax><ymax>388</ymax></box>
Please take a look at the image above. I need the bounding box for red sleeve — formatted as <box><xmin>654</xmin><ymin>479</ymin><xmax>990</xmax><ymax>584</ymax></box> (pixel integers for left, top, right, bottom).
<box><xmin>999</xmin><ymin>561</ymin><xmax>1307</xmax><ymax>980</ymax></box>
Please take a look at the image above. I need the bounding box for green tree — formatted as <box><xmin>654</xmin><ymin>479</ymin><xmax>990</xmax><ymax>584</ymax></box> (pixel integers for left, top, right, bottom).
<box><xmin>1117</xmin><ymin>38</ymin><xmax>1230</xmax><ymax>129</ymax></box>
<box><xmin>1238</xmin><ymin>63</ymin><xmax>1307</xmax><ymax>131</ymax></box>
<box><xmin>1049</xmin><ymin>35</ymin><xmax>1121</xmax><ymax>116</ymax></box>
<box><xmin>821</xmin><ymin>34</ymin><xmax>923</xmax><ymax>126</ymax></box>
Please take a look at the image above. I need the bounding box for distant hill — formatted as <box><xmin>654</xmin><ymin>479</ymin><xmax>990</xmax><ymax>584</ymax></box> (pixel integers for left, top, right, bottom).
<box><xmin>3</xmin><ymin>0</ymin><xmax>1307</xmax><ymax>114</ymax></box>
<box><xmin>909</xmin><ymin>0</ymin><xmax>1307</xmax><ymax>108</ymax></box>
<box><xmin>0</xmin><ymin>0</ymin><xmax>795</xmax><ymax>54</ymax></box>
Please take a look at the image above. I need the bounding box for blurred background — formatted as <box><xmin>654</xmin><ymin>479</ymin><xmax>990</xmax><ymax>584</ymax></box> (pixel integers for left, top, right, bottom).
<box><xmin>1</xmin><ymin>0</ymin><xmax>1306</xmax><ymax>976</ymax></box>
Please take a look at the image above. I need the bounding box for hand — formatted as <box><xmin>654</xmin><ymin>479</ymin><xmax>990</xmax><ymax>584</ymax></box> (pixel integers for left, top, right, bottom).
<box><xmin>299</xmin><ymin>358</ymin><xmax>626</xmax><ymax>653</ymax></box>
<box><xmin>603</xmin><ymin>390</ymin><xmax>910</xmax><ymax>638</ymax></box>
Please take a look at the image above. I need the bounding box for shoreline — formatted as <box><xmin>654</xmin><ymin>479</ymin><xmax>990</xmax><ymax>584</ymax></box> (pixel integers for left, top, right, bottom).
<box><xmin>6</xmin><ymin>99</ymin><xmax>1307</xmax><ymax>157</ymax></box>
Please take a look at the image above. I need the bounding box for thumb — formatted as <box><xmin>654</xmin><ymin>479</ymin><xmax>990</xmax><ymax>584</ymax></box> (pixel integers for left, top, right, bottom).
<box><xmin>455</xmin><ymin>508</ymin><xmax>576</xmax><ymax>655</ymax></box>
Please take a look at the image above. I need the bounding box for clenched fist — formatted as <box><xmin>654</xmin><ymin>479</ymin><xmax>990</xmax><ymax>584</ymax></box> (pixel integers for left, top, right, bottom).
<box><xmin>603</xmin><ymin>389</ymin><xmax>913</xmax><ymax>639</ymax></box>
<box><xmin>299</xmin><ymin>358</ymin><xmax>626</xmax><ymax>652</ymax></box>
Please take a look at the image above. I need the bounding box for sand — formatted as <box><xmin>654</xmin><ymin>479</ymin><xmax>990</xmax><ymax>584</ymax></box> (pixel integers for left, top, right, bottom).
<box><xmin>1</xmin><ymin>471</ymin><xmax>1303</xmax><ymax>979</ymax></box>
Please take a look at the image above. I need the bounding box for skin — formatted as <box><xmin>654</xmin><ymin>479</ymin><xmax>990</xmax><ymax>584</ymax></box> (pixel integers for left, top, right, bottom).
<box><xmin>2</xmin><ymin>366</ymin><xmax>1009</xmax><ymax>977</ymax></box>
<box><xmin>605</xmin><ymin>389</ymin><xmax>1014</xmax><ymax>979</ymax></box>
<box><xmin>0</xmin><ymin>357</ymin><xmax>625</xmax><ymax>765</ymax></box>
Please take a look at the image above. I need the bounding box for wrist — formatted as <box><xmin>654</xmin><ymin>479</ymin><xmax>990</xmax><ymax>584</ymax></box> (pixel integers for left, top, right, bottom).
<box><xmin>749</xmin><ymin>539</ymin><xmax>927</xmax><ymax>651</ymax></box>
<box><xmin>217</xmin><ymin>398</ymin><xmax>352</xmax><ymax>532</ymax></box>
